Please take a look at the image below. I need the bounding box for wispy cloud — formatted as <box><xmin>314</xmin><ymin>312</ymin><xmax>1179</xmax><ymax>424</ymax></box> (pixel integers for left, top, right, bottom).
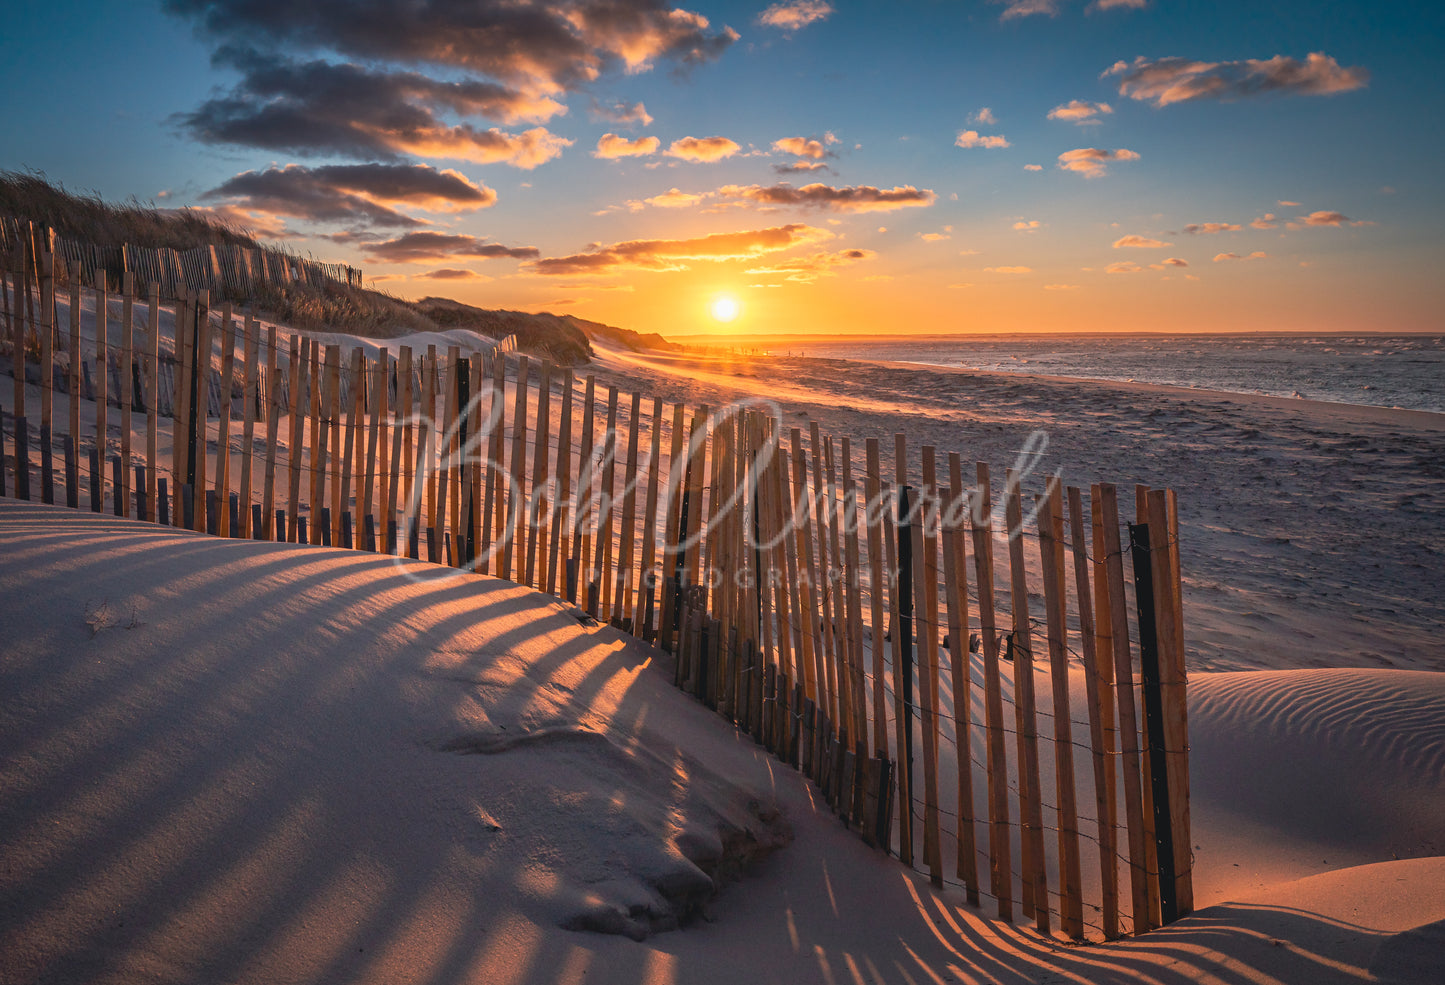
<box><xmin>970</xmin><ymin>107</ymin><xmax>998</xmax><ymax>125</ymax></box>
<box><xmin>993</xmin><ymin>0</ymin><xmax>1062</xmax><ymax>20</ymax></box>
<box><xmin>1212</xmin><ymin>251</ymin><xmax>1268</xmax><ymax>262</ymax></box>
<box><xmin>1183</xmin><ymin>222</ymin><xmax>1241</xmax><ymax>234</ymax></box>
<box><xmin>1112</xmin><ymin>234</ymin><xmax>1170</xmax><ymax>247</ymax></box>
<box><xmin>956</xmin><ymin>129</ymin><xmax>1011</xmax><ymax>149</ymax></box>
<box><xmin>920</xmin><ymin>225</ymin><xmax>953</xmax><ymax>242</ymax></box>
<box><xmin>526</xmin><ymin>223</ymin><xmax>833</xmax><ymax>275</ymax></box>
<box><xmin>595</xmin><ymin>133</ymin><xmax>661</xmax><ymax>158</ymax></box>
<box><xmin>1057</xmin><ymin>147</ymin><xmax>1140</xmax><ymax>177</ymax></box>
<box><xmin>1014</xmin><ymin>220</ymin><xmax>1043</xmax><ymax>231</ymax></box>
<box><xmin>756</xmin><ymin>0</ymin><xmax>834</xmax><ymax>32</ymax></box>
<box><xmin>666</xmin><ymin>135</ymin><xmax>742</xmax><ymax>161</ymax></box>
<box><xmin>1106</xmin><ymin>260</ymin><xmax>1143</xmax><ymax>273</ymax></box>
<box><xmin>1250</xmin><ymin>213</ymin><xmax>1278</xmax><ymax>229</ymax></box>
<box><xmin>745</xmin><ymin>247</ymin><xmax>874</xmax><ymax>282</ymax></box>
<box><xmin>715</xmin><ymin>182</ymin><xmax>936</xmax><ymax>212</ymax></box>
<box><xmin>643</xmin><ymin>187</ymin><xmax>707</xmax><ymax>208</ymax></box>
<box><xmin>589</xmin><ymin>99</ymin><xmax>653</xmax><ymax>127</ymax></box>
<box><xmin>1106</xmin><ymin>52</ymin><xmax>1368</xmax><ymax>107</ymax></box>
<box><xmin>1048</xmin><ymin>99</ymin><xmax>1113</xmax><ymax>124</ymax></box>
<box><xmin>415</xmin><ymin>268</ymin><xmax>493</xmax><ymax>281</ymax></box>
<box><xmin>773</xmin><ymin>161</ymin><xmax>831</xmax><ymax>174</ymax></box>
<box><xmin>984</xmin><ymin>265</ymin><xmax>1033</xmax><ymax>273</ymax></box>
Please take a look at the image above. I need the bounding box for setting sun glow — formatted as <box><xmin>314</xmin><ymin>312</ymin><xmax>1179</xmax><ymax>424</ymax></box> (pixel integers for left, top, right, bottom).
<box><xmin>710</xmin><ymin>295</ymin><xmax>740</xmax><ymax>323</ymax></box>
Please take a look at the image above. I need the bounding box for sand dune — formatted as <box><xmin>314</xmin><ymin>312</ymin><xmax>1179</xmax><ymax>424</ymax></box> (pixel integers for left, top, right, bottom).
<box><xmin>3</xmin><ymin>500</ymin><xmax>1443</xmax><ymax>984</ymax></box>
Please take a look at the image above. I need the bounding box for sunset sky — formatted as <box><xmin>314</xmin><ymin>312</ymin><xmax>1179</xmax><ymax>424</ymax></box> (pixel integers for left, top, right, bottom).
<box><xmin>4</xmin><ymin>0</ymin><xmax>1442</xmax><ymax>337</ymax></box>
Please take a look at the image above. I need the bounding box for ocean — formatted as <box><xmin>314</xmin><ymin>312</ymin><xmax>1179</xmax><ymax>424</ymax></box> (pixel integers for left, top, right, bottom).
<box><xmin>771</xmin><ymin>334</ymin><xmax>1445</xmax><ymax>415</ymax></box>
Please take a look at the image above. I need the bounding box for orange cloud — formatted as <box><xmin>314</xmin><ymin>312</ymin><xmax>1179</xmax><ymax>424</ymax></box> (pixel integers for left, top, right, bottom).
<box><xmin>526</xmin><ymin>223</ymin><xmax>833</xmax><ymax>276</ymax></box>
<box><xmin>1250</xmin><ymin>213</ymin><xmax>1279</xmax><ymax>229</ymax></box>
<box><xmin>1297</xmin><ymin>210</ymin><xmax>1350</xmax><ymax>226</ymax></box>
<box><xmin>1113</xmin><ymin>234</ymin><xmax>1170</xmax><ymax>248</ymax></box>
<box><xmin>773</xmin><ymin>135</ymin><xmax>836</xmax><ymax>159</ymax></box>
<box><xmin>1212</xmin><ymin>251</ymin><xmax>1268</xmax><ymax>262</ymax></box>
<box><xmin>1014</xmin><ymin>220</ymin><xmax>1043</xmax><ymax>231</ymax></box>
<box><xmin>745</xmin><ymin>247</ymin><xmax>875</xmax><ymax>282</ymax></box>
<box><xmin>716</xmin><ymin>182</ymin><xmax>936</xmax><ymax>212</ymax></box>
<box><xmin>666</xmin><ymin>135</ymin><xmax>742</xmax><ymax>161</ymax></box>
<box><xmin>643</xmin><ymin>188</ymin><xmax>707</xmax><ymax>208</ymax></box>
<box><xmin>387</xmin><ymin>125</ymin><xmax>572</xmax><ymax>168</ymax></box>
<box><xmin>1044</xmin><ymin>283</ymin><xmax>1081</xmax><ymax>290</ymax></box>
<box><xmin>1184</xmin><ymin>222</ymin><xmax>1242</xmax><ymax>234</ymax></box>
<box><xmin>1106</xmin><ymin>261</ymin><xmax>1143</xmax><ymax>273</ymax></box>
<box><xmin>192</xmin><ymin>204</ymin><xmax>291</xmax><ymax>239</ymax></box>
<box><xmin>1024</xmin><ymin>164</ymin><xmax>1043</xmax><ymax>171</ymax></box>
<box><xmin>1160</xmin><ymin>257</ymin><xmax>1189</xmax><ymax>266</ymax></box>
<box><xmin>756</xmin><ymin>0</ymin><xmax>834</xmax><ymax>31</ymax></box>
<box><xmin>1048</xmin><ymin>99</ymin><xmax>1113</xmax><ymax>123</ymax></box>
<box><xmin>1058</xmin><ymin>147</ymin><xmax>1140</xmax><ymax>177</ymax></box>
<box><xmin>984</xmin><ymin>265</ymin><xmax>1032</xmax><ymax>273</ymax></box>
<box><xmin>1106</xmin><ymin>52</ymin><xmax>1368</xmax><ymax>107</ymax></box>
<box><xmin>595</xmin><ymin>133</ymin><xmax>661</xmax><ymax>158</ymax></box>
<box><xmin>956</xmin><ymin>130</ymin><xmax>1011</xmax><ymax>149</ymax></box>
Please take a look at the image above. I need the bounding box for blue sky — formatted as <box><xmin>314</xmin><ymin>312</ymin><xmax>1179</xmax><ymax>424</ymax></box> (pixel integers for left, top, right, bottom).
<box><xmin>3</xmin><ymin>0</ymin><xmax>1442</xmax><ymax>336</ymax></box>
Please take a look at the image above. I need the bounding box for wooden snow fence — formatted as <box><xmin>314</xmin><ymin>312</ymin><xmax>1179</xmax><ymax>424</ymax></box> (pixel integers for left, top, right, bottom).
<box><xmin>2</xmin><ymin>251</ymin><xmax>1193</xmax><ymax>943</ymax></box>
<box><xmin>0</xmin><ymin>217</ymin><xmax>362</xmax><ymax>300</ymax></box>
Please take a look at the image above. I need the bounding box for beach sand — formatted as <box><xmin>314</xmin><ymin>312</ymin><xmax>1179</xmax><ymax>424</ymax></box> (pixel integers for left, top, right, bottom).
<box><xmin>584</xmin><ymin>344</ymin><xmax>1445</xmax><ymax>674</ymax></box>
<box><xmin>2</xmin><ymin>502</ymin><xmax>1443</xmax><ymax>984</ymax></box>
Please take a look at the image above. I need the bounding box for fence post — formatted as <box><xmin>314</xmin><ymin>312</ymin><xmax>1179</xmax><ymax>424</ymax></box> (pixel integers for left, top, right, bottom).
<box><xmin>894</xmin><ymin>481</ymin><xmax>915</xmax><ymax>867</ymax></box>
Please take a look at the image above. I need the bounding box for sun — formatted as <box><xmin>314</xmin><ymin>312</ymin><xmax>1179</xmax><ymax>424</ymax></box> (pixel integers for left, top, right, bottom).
<box><xmin>710</xmin><ymin>295</ymin><xmax>740</xmax><ymax>323</ymax></box>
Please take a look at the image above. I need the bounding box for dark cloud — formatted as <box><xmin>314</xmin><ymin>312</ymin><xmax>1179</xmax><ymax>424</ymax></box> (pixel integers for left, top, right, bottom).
<box><xmin>165</xmin><ymin>0</ymin><xmax>736</xmax><ymax>91</ymax></box>
<box><xmin>773</xmin><ymin>161</ymin><xmax>831</xmax><ymax>175</ymax></box>
<box><xmin>201</xmin><ymin>163</ymin><xmax>496</xmax><ymax>228</ymax></box>
<box><xmin>1106</xmin><ymin>52</ymin><xmax>1368</xmax><ymax>107</ymax></box>
<box><xmin>416</xmin><ymin>268</ymin><xmax>491</xmax><ymax>280</ymax></box>
<box><xmin>361</xmin><ymin>232</ymin><xmax>540</xmax><ymax>263</ymax></box>
<box><xmin>526</xmin><ymin>223</ymin><xmax>832</xmax><ymax>275</ymax></box>
<box><xmin>177</xmin><ymin>49</ymin><xmax>569</xmax><ymax>164</ymax></box>
<box><xmin>716</xmin><ymin>182</ymin><xmax>935</xmax><ymax>212</ymax></box>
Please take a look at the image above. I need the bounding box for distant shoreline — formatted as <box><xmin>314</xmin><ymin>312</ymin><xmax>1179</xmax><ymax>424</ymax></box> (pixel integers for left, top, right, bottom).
<box><xmin>666</xmin><ymin>328</ymin><xmax>1445</xmax><ymax>343</ymax></box>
